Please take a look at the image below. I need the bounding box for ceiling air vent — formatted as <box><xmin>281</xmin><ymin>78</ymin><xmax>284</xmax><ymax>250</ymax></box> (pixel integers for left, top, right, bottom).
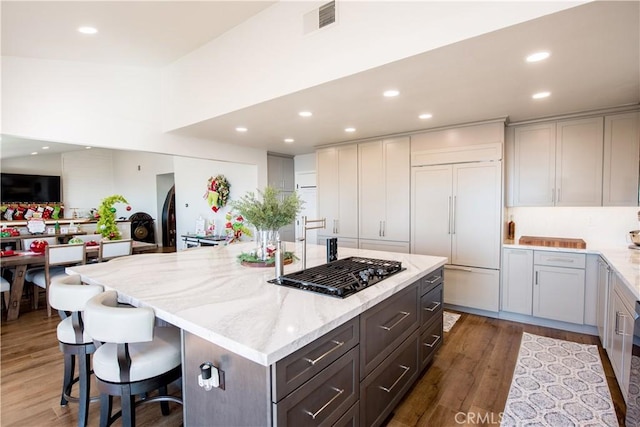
<box><xmin>303</xmin><ymin>1</ymin><xmax>336</xmax><ymax>34</ymax></box>
<box><xmin>319</xmin><ymin>1</ymin><xmax>336</xmax><ymax>28</ymax></box>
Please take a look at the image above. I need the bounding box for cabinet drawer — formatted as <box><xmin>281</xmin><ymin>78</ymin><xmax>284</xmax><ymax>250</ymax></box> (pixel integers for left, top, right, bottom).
<box><xmin>360</xmin><ymin>283</ymin><xmax>419</xmax><ymax>379</ymax></box>
<box><xmin>272</xmin><ymin>318</ymin><xmax>359</xmax><ymax>402</ymax></box>
<box><xmin>420</xmin><ymin>267</ymin><xmax>444</xmax><ymax>295</ymax></box>
<box><xmin>420</xmin><ymin>283</ymin><xmax>443</xmax><ymax>327</ymax></box>
<box><xmin>534</xmin><ymin>251</ymin><xmax>586</xmax><ymax>269</ymax></box>
<box><xmin>333</xmin><ymin>401</ymin><xmax>359</xmax><ymax>427</ymax></box>
<box><xmin>420</xmin><ymin>316</ymin><xmax>443</xmax><ymax>371</ymax></box>
<box><xmin>273</xmin><ymin>346</ymin><xmax>359</xmax><ymax>427</ymax></box>
<box><xmin>360</xmin><ymin>331</ymin><xmax>419</xmax><ymax>427</ymax></box>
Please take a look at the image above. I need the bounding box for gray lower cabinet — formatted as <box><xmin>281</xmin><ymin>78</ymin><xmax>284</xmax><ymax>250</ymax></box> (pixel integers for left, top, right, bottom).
<box><xmin>183</xmin><ymin>267</ymin><xmax>444</xmax><ymax>427</ymax></box>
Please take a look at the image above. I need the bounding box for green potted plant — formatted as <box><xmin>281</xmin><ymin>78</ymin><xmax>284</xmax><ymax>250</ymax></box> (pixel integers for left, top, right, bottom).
<box><xmin>97</xmin><ymin>194</ymin><xmax>128</xmax><ymax>240</ymax></box>
<box><xmin>231</xmin><ymin>186</ymin><xmax>303</xmax><ymax>263</ymax></box>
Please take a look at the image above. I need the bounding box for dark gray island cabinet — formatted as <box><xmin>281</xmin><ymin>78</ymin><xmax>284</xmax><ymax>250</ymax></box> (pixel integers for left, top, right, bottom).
<box><xmin>183</xmin><ymin>267</ymin><xmax>444</xmax><ymax>427</ymax></box>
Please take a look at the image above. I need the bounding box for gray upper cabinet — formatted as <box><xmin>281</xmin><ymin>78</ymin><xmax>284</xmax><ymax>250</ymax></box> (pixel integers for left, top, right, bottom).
<box><xmin>508</xmin><ymin>115</ymin><xmax>624</xmax><ymax>207</ymax></box>
<box><xmin>267</xmin><ymin>154</ymin><xmax>295</xmax><ymax>191</ymax></box>
<box><xmin>603</xmin><ymin>112</ymin><xmax>640</xmax><ymax>206</ymax></box>
<box><xmin>510</xmin><ymin>122</ymin><xmax>557</xmax><ymax>206</ymax></box>
<box><xmin>555</xmin><ymin>117</ymin><xmax>604</xmax><ymax>206</ymax></box>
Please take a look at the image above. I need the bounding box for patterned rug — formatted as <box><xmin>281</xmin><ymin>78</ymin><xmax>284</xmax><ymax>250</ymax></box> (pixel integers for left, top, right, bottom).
<box><xmin>501</xmin><ymin>332</ymin><xmax>617</xmax><ymax>426</ymax></box>
<box><xmin>443</xmin><ymin>311</ymin><xmax>461</xmax><ymax>332</ymax></box>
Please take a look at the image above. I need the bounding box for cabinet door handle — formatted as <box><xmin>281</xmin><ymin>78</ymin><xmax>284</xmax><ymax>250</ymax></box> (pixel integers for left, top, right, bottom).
<box><xmin>382</xmin><ymin>220</ymin><xmax>385</xmax><ymax>237</ymax></box>
<box><xmin>303</xmin><ymin>386</ymin><xmax>344</xmax><ymax>419</ymax></box>
<box><xmin>379</xmin><ymin>311</ymin><xmax>410</xmax><ymax>331</ymax></box>
<box><xmin>378</xmin><ymin>365</ymin><xmax>410</xmax><ymax>393</ymax></box>
<box><xmin>424</xmin><ymin>301</ymin><xmax>441</xmax><ymax>312</ymax></box>
<box><xmin>444</xmin><ymin>266</ymin><xmax>472</xmax><ymax>272</ymax></box>
<box><xmin>379</xmin><ymin>221</ymin><xmax>382</xmax><ymax>237</ymax></box>
<box><xmin>423</xmin><ymin>334</ymin><xmax>441</xmax><ymax>348</ymax></box>
<box><xmin>452</xmin><ymin>196</ymin><xmax>457</xmax><ymax>234</ymax></box>
<box><xmin>447</xmin><ymin>196</ymin><xmax>452</xmax><ymax>235</ymax></box>
<box><xmin>303</xmin><ymin>340</ymin><xmax>344</xmax><ymax>366</ymax></box>
<box><xmin>546</xmin><ymin>258</ymin><xmax>574</xmax><ymax>263</ymax></box>
<box><xmin>615</xmin><ymin>311</ymin><xmax>621</xmax><ymax>335</ymax></box>
<box><xmin>535</xmin><ymin>271</ymin><xmax>539</xmax><ymax>285</ymax></box>
<box><xmin>425</xmin><ymin>275</ymin><xmax>442</xmax><ymax>284</ymax></box>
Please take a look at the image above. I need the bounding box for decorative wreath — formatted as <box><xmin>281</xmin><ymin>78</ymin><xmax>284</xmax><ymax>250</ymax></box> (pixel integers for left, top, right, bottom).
<box><xmin>204</xmin><ymin>175</ymin><xmax>230</xmax><ymax>212</ymax></box>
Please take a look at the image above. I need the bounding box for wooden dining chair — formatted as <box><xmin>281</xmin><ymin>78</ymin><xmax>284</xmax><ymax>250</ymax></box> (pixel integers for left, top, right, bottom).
<box><xmin>30</xmin><ymin>243</ymin><xmax>87</xmax><ymax>317</ymax></box>
<box><xmin>98</xmin><ymin>239</ymin><xmax>133</xmax><ymax>262</ymax></box>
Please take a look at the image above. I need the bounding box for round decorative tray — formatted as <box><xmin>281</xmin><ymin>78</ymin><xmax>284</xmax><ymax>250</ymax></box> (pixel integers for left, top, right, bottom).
<box><xmin>241</xmin><ymin>258</ymin><xmax>293</xmax><ymax>268</ymax></box>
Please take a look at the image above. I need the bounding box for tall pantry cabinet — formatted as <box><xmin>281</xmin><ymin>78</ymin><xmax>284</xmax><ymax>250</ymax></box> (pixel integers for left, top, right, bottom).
<box><xmin>316</xmin><ymin>145</ymin><xmax>359</xmax><ymax>248</ymax></box>
<box><xmin>358</xmin><ymin>137</ymin><xmax>410</xmax><ymax>253</ymax></box>
<box><xmin>410</xmin><ymin>121</ymin><xmax>504</xmax><ymax>312</ymax></box>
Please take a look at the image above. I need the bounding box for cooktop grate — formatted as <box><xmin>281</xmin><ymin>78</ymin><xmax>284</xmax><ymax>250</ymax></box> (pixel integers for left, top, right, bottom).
<box><xmin>269</xmin><ymin>256</ymin><xmax>404</xmax><ymax>298</ymax></box>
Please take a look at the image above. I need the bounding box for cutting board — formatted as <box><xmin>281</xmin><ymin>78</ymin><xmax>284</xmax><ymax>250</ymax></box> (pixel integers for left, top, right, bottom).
<box><xmin>518</xmin><ymin>236</ymin><xmax>587</xmax><ymax>249</ymax></box>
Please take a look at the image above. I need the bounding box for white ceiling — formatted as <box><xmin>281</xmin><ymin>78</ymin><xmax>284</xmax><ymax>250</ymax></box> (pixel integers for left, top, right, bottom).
<box><xmin>1</xmin><ymin>1</ymin><xmax>639</xmax><ymax>158</ymax></box>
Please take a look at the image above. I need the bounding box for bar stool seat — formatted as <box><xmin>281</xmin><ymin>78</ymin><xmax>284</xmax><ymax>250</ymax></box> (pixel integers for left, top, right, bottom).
<box><xmin>49</xmin><ymin>274</ymin><xmax>104</xmax><ymax>427</ymax></box>
<box><xmin>85</xmin><ymin>290</ymin><xmax>182</xmax><ymax>427</ymax></box>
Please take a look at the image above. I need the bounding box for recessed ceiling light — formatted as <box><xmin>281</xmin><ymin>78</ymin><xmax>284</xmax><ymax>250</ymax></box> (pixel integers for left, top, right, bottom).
<box><xmin>78</xmin><ymin>26</ymin><xmax>98</xmax><ymax>35</ymax></box>
<box><xmin>383</xmin><ymin>90</ymin><xmax>400</xmax><ymax>97</ymax></box>
<box><xmin>235</xmin><ymin>127</ymin><xmax>248</xmax><ymax>132</ymax></box>
<box><xmin>85</xmin><ymin>146</ymin><xmax>92</xmax><ymax>149</ymax></box>
<box><xmin>345</xmin><ymin>127</ymin><xmax>356</xmax><ymax>133</ymax></box>
<box><xmin>31</xmin><ymin>152</ymin><xmax>38</xmax><ymax>155</ymax></box>
<box><xmin>298</xmin><ymin>111</ymin><xmax>312</xmax><ymax>117</ymax></box>
<box><xmin>532</xmin><ymin>91</ymin><xmax>551</xmax><ymax>99</ymax></box>
<box><xmin>419</xmin><ymin>113</ymin><xmax>433</xmax><ymax>120</ymax></box>
<box><xmin>42</xmin><ymin>146</ymin><xmax>50</xmax><ymax>150</ymax></box>
<box><xmin>526</xmin><ymin>51</ymin><xmax>550</xmax><ymax>62</ymax></box>
<box><xmin>284</xmin><ymin>138</ymin><xmax>295</xmax><ymax>143</ymax></box>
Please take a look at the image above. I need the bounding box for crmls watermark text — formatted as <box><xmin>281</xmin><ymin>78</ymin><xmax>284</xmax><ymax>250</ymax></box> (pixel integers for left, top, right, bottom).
<box><xmin>455</xmin><ymin>411</ymin><xmax>504</xmax><ymax>425</ymax></box>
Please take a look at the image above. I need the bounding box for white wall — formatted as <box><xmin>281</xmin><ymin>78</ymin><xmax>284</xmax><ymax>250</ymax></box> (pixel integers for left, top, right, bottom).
<box><xmin>1</xmin><ymin>56</ymin><xmax>268</xmax><ymax>188</ymax></box>
<box><xmin>162</xmin><ymin>1</ymin><xmax>582</xmax><ymax>130</ymax></box>
<box><xmin>1</xmin><ymin>152</ymin><xmax>63</xmax><ymax>175</ymax></box>
<box><xmin>173</xmin><ymin>156</ymin><xmax>258</xmax><ymax>248</ymax></box>
<box><xmin>507</xmin><ymin>206</ymin><xmax>639</xmax><ymax>248</ymax></box>
<box><xmin>294</xmin><ymin>153</ymin><xmax>316</xmax><ymax>174</ymax></box>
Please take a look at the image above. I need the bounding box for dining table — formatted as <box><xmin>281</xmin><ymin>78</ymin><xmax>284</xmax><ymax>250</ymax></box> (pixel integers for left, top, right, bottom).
<box><xmin>0</xmin><ymin>240</ymin><xmax>158</xmax><ymax>321</ymax></box>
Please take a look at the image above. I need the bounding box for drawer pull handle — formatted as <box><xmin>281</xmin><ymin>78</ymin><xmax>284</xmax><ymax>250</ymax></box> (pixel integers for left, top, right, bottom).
<box><xmin>545</xmin><ymin>258</ymin><xmax>574</xmax><ymax>263</ymax></box>
<box><xmin>304</xmin><ymin>386</ymin><xmax>344</xmax><ymax>419</ymax></box>
<box><xmin>379</xmin><ymin>365</ymin><xmax>410</xmax><ymax>393</ymax></box>
<box><xmin>379</xmin><ymin>311</ymin><xmax>410</xmax><ymax>331</ymax></box>
<box><xmin>423</xmin><ymin>334</ymin><xmax>441</xmax><ymax>348</ymax></box>
<box><xmin>423</xmin><ymin>301</ymin><xmax>441</xmax><ymax>312</ymax></box>
<box><xmin>425</xmin><ymin>275</ymin><xmax>442</xmax><ymax>284</ymax></box>
<box><xmin>303</xmin><ymin>340</ymin><xmax>344</xmax><ymax>366</ymax></box>
<box><xmin>444</xmin><ymin>266</ymin><xmax>473</xmax><ymax>272</ymax></box>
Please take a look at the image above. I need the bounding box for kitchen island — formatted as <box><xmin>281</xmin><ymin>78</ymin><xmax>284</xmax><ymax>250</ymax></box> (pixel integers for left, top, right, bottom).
<box><xmin>69</xmin><ymin>241</ymin><xmax>447</xmax><ymax>426</ymax></box>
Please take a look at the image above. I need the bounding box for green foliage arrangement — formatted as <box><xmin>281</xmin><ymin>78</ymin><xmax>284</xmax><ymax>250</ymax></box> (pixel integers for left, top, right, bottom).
<box><xmin>237</xmin><ymin>251</ymin><xmax>297</xmax><ymax>265</ymax></box>
<box><xmin>97</xmin><ymin>194</ymin><xmax>128</xmax><ymax>240</ymax></box>
<box><xmin>231</xmin><ymin>186</ymin><xmax>303</xmax><ymax>230</ymax></box>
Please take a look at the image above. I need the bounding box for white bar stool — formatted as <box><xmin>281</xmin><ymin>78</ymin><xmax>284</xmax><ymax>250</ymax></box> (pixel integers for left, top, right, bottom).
<box><xmin>48</xmin><ymin>274</ymin><xmax>104</xmax><ymax>427</ymax></box>
<box><xmin>84</xmin><ymin>290</ymin><xmax>182</xmax><ymax>427</ymax></box>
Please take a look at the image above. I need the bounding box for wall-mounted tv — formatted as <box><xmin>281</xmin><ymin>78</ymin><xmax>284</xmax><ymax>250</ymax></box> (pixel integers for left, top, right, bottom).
<box><xmin>1</xmin><ymin>173</ymin><xmax>62</xmax><ymax>203</ymax></box>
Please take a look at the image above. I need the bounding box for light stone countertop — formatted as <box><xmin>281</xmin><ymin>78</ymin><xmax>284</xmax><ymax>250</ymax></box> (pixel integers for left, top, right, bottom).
<box><xmin>68</xmin><ymin>241</ymin><xmax>447</xmax><ymax>366</ymax></box>
<box><xmin>503</xmin><ymin>242</ymin><xmax>640</xmax><ymax>301</ymax></box>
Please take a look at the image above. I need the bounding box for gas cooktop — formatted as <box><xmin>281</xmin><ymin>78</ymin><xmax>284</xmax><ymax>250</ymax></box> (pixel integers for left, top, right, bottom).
<box><xmin>269</xmin><ymin>256</ymin><xmax>404</xmax><ymax>298</ymax></box>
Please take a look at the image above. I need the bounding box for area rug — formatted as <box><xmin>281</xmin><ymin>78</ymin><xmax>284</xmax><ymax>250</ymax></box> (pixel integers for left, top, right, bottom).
<box><xmin>443</xmin><ymin>311</ymin><xmax>461</xmax><ymax>332</ymax></box>
<box><xmin>501</xmin><ymin>332</ymin><xmax>618</xmax><ymax>426</ymax></box>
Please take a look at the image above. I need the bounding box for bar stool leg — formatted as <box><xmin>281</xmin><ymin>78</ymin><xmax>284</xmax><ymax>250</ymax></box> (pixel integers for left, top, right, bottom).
<box><xmin>61</xmin><ymin>353</ymin><xmax>75</xmax><ymax>406</ymax></box>
<box><xmin>159</xmin><ymin>385</ymin><xmax>170</xmax><ymax>415</ymax></box>
<box><xmin>99</xmin><ymin>394</ymin><xmax>112</xmax><ymax>427</ymax></box>
<box><xmin>121</xmin><ymin>385</ymin><xmax>135</xmax><ymax>427</ymax></box>
<box><xmin>77</xmin><ymin>350</ymin><xmax>91</xmax><ymax>427</ymax></box>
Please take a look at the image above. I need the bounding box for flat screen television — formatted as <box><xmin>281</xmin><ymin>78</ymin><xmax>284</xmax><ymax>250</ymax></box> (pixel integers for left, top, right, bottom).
<box><xmin>1</xmin><ymin>173</ymin><xmax>62</xmax><ymax>203</ymax></box>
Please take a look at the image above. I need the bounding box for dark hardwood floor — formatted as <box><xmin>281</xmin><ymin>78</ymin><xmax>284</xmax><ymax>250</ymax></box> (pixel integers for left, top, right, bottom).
<box><xmin>1</xmin><ymin>304</ymin><xmax>626</xmax><ymax>426</ymax></box>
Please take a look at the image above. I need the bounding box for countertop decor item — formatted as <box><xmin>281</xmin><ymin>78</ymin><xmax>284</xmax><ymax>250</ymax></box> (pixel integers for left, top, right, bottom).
<box><xmin>224</xmin><ymin>211</ymin><xmax>252</xmax><ymax>243</ymax></box>
<box><xmin>204</xmin><ymin>175</ymin><xmax>230</xmax><ymax>213</ymax></box>
<box><xmin>231</xmin><ymin>186</ymin><xmax>303</xmax><ymax>261</ymax></box>
<box><xmin>518</xmin><ymin>235</ymin><xmax>587</xmax><ymax>249</ymax></box>
<box><xmin>97</xmin><ymin>194</ymin><xmax>128</xmax><ymax>240</ymax></box>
